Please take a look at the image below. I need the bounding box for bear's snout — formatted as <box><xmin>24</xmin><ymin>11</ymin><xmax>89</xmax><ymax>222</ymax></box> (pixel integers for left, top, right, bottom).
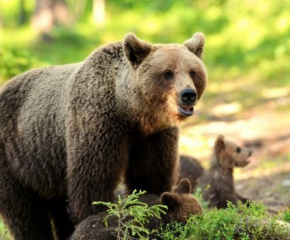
<box><xmin>177</xmin><ymin>88</ymin><xmax>197</xmax><ymax>117</ymax></box>
<box><xmin>180</xmin><ymin>89</ymin><xmax>197</xmax><ymax>105</ymax></box>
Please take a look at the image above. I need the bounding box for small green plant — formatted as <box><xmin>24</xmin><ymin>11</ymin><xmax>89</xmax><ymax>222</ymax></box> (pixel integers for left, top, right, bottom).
<box><xmin>93</xmin><ymin>190</ymin><xmax>167</xmax><ymax>240</ymax></box>
<box><xmin>160</xmin><ymin>202</ymin><xmax>290</xmax><ymax>240</ymax></box>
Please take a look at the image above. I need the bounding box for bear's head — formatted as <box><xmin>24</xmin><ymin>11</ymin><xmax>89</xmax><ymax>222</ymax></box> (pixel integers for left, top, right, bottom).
<box><xmin>122</xmin><ymin>33</ymin><xmax>207</xmax><ymax>134</ymax></box>
<box><xmin>214</xmin><ymin>135</ymin><xmax>252</xmax><ymax>169</ymax></box>
<box><xmin>160</xmin><ymin>178</ymin><xmax>202</xmax><ymax>223</ymax></box>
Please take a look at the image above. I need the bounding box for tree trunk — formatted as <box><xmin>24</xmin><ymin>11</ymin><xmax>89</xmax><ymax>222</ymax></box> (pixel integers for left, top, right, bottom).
<box><xmin>19</xmin><ymin>0</ymin><xmax>26</xmax><ymax>25</ymax></box>
<box><xmin>31</xmin><ymin>0</ymin><xmax>73</xmax><ymax>40</ymax></box>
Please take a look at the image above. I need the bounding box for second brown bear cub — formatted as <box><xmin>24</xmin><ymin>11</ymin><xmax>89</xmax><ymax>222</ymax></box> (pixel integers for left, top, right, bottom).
<box><xmin>179</xmin><ymin>135</ymin><xmax>252</xmax><ymax>208</ymax></box>
<box><xmin>70</xmin><ymin>179</ymin><xmax>202</xmax><ymax>240</ymax></box>
<box><xmin>200</xmin><ymin>135</ymin><xmax>252</xmax><ymax>208</ymax></box>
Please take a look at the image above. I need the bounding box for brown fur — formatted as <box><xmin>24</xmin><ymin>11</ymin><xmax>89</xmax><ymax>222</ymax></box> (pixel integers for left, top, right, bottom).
<box><xmin>70</xmin><ymin>179</ymin><xmax>202</xmax><ymax>240</ymax></box>
<box><xmin>200</xmin><ymin>135</ymin><xmax>252</xmax><ymax>208</ymax></box>
<box><xmin>0</xmin><ymin>33</ymin><xmax>207</xmax><ymax>239</ymax></box>
<box><xmin>179</xmin><ymin>155</ymin><xmax>204</xmax><ymax>191</ymax></box>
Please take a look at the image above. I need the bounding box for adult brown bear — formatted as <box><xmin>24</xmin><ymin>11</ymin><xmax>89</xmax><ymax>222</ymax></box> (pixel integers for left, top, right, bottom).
<box><xmin>0</xmin><ymin>33</ymin><xmax>207</xmax><ymax>239</ymax></box>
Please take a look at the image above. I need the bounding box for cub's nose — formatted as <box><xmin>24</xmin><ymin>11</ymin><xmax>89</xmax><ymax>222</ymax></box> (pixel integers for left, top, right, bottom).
<box><xmin>180</xmin><ymin>89</ymin><xmax>197</xmax><ymax>105</ymax></box>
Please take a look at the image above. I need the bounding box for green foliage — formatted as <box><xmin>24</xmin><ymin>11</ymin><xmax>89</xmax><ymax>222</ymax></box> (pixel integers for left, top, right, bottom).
<box><xmin>92</xmin><ymin>192</ymin><xmax>290</xmax><ymax>240</ymax></box>
<box><xmin>160</xmin><ymin>202</ymin><xmax>290</xmax><ymax>240</ymax></box>
<box><xmin>93</xmin><ymin>190</ymin><xmax>167</xmax><ymax>240</ymax></box>
<box><xmin>158</xmin><ymin>221</ymin><xmax>190</xmax><ymax>240</ymax></box>
<box><xmin>28</xmin><ymin>26</ymin><xmax>99</xmax><ymax>65</ymax></box>
<box><xmin>50</xmin><ymin>27</ymin><xmax>87</xmax><ymax>46</ymax></box>
<box><xmin>283</xmin><ymin>209</ymin><xmax>290</xmax><ymax>223</ymax></box>
<box><xmin>1</xmin><ymin>0</ymin><xmax>290</xmax><ymax>92</ymax></box>
<box><xmin>0</xmin><ymin>0</ymin><xmax>35</xmax><ymax>27</ymax></box>
<box><xmin>0</xmin><ymin>47</ymin><xmax>44</xmax><ymax>83</ymax></box>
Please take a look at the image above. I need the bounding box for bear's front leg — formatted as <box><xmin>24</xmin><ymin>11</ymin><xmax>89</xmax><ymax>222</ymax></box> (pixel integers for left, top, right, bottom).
<box><xmin>66</xmin><ymin>123</ymin><xmax>129</xmax><ymax>223</ymax></box>
<box><xmin>125</xmin><ymin>127</ymin><xmax>179</xmax><ymax>195</ymax></box>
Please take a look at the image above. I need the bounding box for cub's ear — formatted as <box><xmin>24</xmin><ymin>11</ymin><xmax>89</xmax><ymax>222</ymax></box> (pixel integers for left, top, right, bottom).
<box><xmin>183</xmin><ymin>32</ymin><xmax>205</xmax><ymax>59</ymax></box>
<box><xmin>174</xmin><ymin>178</ymin><xmax>192</xmax><ymax>194</ymax></box>
<box><xmin>161</xmin><ymin>192</ymin><xmax>180</xmax><ymax>209</ymax></box>
<box><xmin>123</xmin><ymin>33</ymin><xmax>152</xmax><ymax>69</ymax></box>
<box><xmin>215</xmin><ymin>135</ymin><xmax>225</xmax><ymax>154</ymax></box>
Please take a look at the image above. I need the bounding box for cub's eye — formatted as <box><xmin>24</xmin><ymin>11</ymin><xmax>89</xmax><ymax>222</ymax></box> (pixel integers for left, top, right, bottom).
<box><xmin>164</xmin><ymin>70</ymin><xmax>174</xmax><ymax>80</ymax></box>
<box><xmin>236</xmin><ymin>147</ymin><xmax>241</xmax><ymax>153</ymax></box>
<box><xmin>190</xmin><ymin>70</ymin><xmax>196</xmax><ymax>78</ymax></box>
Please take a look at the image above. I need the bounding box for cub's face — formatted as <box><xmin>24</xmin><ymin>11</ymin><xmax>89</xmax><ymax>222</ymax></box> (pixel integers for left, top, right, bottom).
<box><xmin>174</xmin><ymin>194</ymin><xmax>203</xmax><ymax>222</ymax></box>
<box><xmin>123</xmin><ymin>33</ymin><xmax>207</xmax><ymax>131</ymax></box>
<box><xmin>224</xmin><ymin>140</ymin><xmax>252</xmax><ymax>167</ymax></box>
<box><xmin>215</xmin><ymin>135</ymin><xmax>252</xmax><ymax>169</ymax></box>
<box><xmin>161</xmin><ymin>178</ymin><xmax>203</xmax><ymax>223</ymax></box>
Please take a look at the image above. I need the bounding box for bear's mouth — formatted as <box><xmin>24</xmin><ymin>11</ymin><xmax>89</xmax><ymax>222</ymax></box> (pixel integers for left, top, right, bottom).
<box><xmin>178</xmin><ymin>106</ymin><xmax>194</xmax><ymax>117</ymax></box>
<box><xmin>235</xmin><ymin>158</ymin><xmax>251</xmax><ymax>167</ymax></box>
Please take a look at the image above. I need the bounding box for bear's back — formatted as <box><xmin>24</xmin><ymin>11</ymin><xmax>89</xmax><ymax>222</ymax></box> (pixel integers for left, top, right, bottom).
<box><xmin>0</xmin><ymin>65</ymin><xmax>77</xmax><ymax>196</ymax></box>
<box><xmin>0</xmin><ymin>42</ymin><xmax>126</xmax><ymax>198</ymax></box>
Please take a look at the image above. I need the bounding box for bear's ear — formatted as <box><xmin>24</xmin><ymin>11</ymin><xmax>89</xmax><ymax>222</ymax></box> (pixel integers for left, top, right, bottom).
<box><xmin>161</xmin><ymin>192</ymin><xmax>180</xmax><ymax>209</ymax></box>
<box><xmin>123</xmin><ymin>33</ymin><xmax>152</xmax><ymax>69</ymax></box>
<box><xmin>215</xmin><ymin>135</ymin><xmax>225</xmax><ymax>154</ymax></box>
<box><xmin>183</xmin><ymin>32</ymin><xmax>205</xmax><ymax>59</ymax></box>
<box><xmin>175</xmin><ymin>178</ymin><xmax>192</xmax><ymax>194</ymax></box>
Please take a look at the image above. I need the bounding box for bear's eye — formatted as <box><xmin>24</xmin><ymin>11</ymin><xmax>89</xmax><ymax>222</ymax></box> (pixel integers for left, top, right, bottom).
<box><xmin>189</xmin><ymin>70</ymin><xmax>196</xmax><ymax>78</ymax></box>
<box><xmin>164</xmin><ymin>70</ymin><xmax>174</xmax><ymax>80</ymax></box>
<box><xmin>236</xmin><ymin>147</ymin><xmax>241</xmax><ymax>153</ymax></box>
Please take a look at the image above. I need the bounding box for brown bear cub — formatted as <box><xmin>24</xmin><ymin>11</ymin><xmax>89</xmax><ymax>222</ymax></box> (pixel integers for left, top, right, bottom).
<box><xmin>70</xmin><ymin>179</ymin><xmax>202</xmax><ymax>240</ymax></box>
<box><xmin>200</xmin><ymin>135</ymin><xmax>252</xmax><ymax>208</ymax></box>
<box><xmin>0</xmin><ymin>33</ymin><xmax>207</xmax><ymax>240</ymax></box>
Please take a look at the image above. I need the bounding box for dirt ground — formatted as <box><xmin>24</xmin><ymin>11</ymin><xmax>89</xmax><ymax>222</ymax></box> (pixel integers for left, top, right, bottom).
<box><xmin>179</xmin><ymin>107</ymin><xmax>290</xmax><ymax>213</ymax></box>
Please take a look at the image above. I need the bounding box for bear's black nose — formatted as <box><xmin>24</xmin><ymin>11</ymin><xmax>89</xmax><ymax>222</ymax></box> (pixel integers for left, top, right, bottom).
<box><xmin>180</xmin><ymin>89</ymin><xmax>197</xmax><ymax>104</ymax></box>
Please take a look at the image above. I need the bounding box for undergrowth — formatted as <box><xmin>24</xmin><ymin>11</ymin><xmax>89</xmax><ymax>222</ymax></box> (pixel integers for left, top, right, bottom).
<box><xmin>160</xmin><ymin>202</ymin><xmax>290</xmax><ymax>240</ymax></box>
<box><xmin>91</xmin><ymin>190</ymin><xmax>290</xmax><ymax>240</ymax></box>
<box><xmin>1</xmin><ymin>192</ymin><xmax>289</xmax><ymax>240</ymax></box>
<box><xmin>93</xmin><ymin>190</ymin><xmax>167</xmax><ymax>240</ymax></box>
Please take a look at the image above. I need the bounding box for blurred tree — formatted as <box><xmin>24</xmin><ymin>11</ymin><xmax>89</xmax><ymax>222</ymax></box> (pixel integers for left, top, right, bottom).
<box><xmin>31</xmin><ymin>0</ymin><xmax>73</xmax><ymax>40</ymax></box>
<box><xmin>19</xmin><ymin>0</ymin><xmax>27</xmax><ymax>25</ymax></box>
<box><xmin>93</xmin><ymin>0</ymin><xmax>105</xmax><ymax>26</ymax></box>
